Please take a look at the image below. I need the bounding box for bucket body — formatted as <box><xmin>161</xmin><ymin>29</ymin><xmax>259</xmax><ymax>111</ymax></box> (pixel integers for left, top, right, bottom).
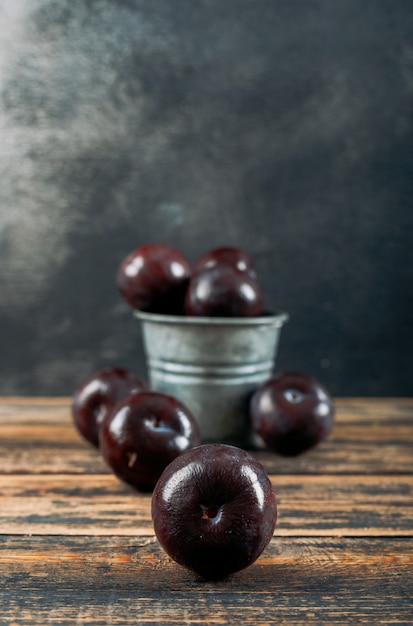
<box><xmin>135</xmin><ymin>311</ymin><xmax>289</xmax><ymax>446</ymax></box>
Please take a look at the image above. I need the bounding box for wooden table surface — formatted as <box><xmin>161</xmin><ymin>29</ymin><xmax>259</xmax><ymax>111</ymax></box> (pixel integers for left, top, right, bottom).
<box><xmin>0</xmin><ymin>397</ymin><xmax>412</xmax><ymax>625</ymax></box>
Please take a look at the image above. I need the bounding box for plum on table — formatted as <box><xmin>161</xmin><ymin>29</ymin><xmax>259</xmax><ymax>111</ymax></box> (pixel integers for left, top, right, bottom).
<box><xmin>71</xmin><ymin>367</ymin><xmax>146</xmax><ymax>448</ymax></box>
<box><xmin>99</xmin><ymin>391</ymin><xmax>200</xmax><ymax>492</ymax></box>
<box><xmin>250</xmin><ymin>371</ymin><xmax>335</xmax><ymax>456</ymax></box>
<box><xmin>152</xmin><ymin>443</ymin><xmax>277</xmax><ymax>579</ymax></box>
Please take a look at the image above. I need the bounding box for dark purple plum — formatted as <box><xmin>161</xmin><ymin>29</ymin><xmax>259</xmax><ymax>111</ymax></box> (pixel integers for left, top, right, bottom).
<box><xmin>71</xmin><ymin>367</ymin><xmax>146</xmax><ymax>448</ymax></box>
<box><xmin>250</xmin><ymin>372</ymin><xmax>335</xmax><ymax>456</ymax></box>
<box><xmin>185</xmin><ymin>264</ymin><xmax>264</xmax><ymax>317</ymax></box>
<box><xmin>193</xmin><ymin>246</ymin><xmax>257</xmax><ymax>278</ymax></box>
<box><xmin>99</xmin><ymin>391</ymin><xmax>200</xmax><ymax>492</ymax></box>
<box><xmin>152</xmin><ymin>443</ymin><xmax>277</xmax><ymax>579</ymax></box>
<box><xmin>116</xmin><ymin>243</ymin><xmax>191</xmax><ymax>314</ymax></box>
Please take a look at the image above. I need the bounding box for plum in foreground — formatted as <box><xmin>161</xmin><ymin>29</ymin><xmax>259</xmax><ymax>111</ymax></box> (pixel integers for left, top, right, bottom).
<box><xmin>152</xmin><ymin>443</ymin><xmax>277</xmax><ymax>579</ymax></box>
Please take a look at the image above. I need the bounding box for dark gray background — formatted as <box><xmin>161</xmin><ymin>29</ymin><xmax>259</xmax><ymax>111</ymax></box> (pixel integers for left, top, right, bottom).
<box><xmin>1</xmin><ymin>0</ymin><xmax>412</xmax><ymax>397</ymax></box>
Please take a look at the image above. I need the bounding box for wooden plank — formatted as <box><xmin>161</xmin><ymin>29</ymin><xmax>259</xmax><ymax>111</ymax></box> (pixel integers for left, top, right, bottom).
<box><xmin>0</xmin><ymin>397</ymin><xmax>411</xmax><ymax>430</ymax></box>
<box><xmin>0</xmin><ymin>398</ymin><xmax>412</xmax><ymax>475</ymax></box>
<box><xmin>259</xmin><ymin>434</ymin><xmax>413</xmax><ymax>475</ymax></box>
<box><xmin>1</xmin><ymin>397</ymin><xmax>412</xmax><ymax>427</ymax></box>
<box><xmin>0</xmin><ymin>444</ymin><xmax>109</xmax><ymax>475</ymax></box>
<box><xmin>0</xmin><ymin>536</ymin><xmax>412</xmax><ymax>624</ymax></box>
<box><xmin>256</xmin><ymin>397</ymin><xmax>413</xmax><ymax>474</ymax></box>
<box><xmin>0</xmin><ymin>397</ymin><xmax>411</xmax><ymax>624</ymax></box>
<box><xmin>0</xmin><ymin>397</ymin><xmax>70</xmax><ymax>407</ymax></box>
<box><xmin>0</xmin><ymin>473</ymin><xmax>411</xmax><ymax>537</ymax></box>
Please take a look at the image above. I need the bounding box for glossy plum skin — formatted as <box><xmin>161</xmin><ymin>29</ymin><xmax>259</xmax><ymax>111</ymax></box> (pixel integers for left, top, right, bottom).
<box><xmin>193</xmin><ymin>246</ymin><xmax>257</xmax><ymax>278</ymax></box>
<box><xmin>250</xmin><ymin>372</ymin><xmax>335</xmax><ymax>456</ymax></box>
<box><xmin>71</xmin><ymin>367</ymin><xmax>146</xmax><ymax>448</ymax></box>
<box><xmin>116</xmin><ymin>243</ymin><xmax>191</xmax><ymax>314</ymax></box>
<box><xmin>99</xmin><ymin>391</ymin><xmax>201</xmax><ymax>492</ymax></box>
<box><xmin>152</xmin><ymin>443</ymin><xmax>277</xmax><ymax>580</ymax></box>
<box><xmin>185</xmin><ymin>265</ymin><xmax>264</xmax><ymax>317</ymax></box>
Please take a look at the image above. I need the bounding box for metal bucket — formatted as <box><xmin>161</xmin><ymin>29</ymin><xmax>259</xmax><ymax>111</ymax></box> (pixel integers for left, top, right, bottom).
<box><xmin>135</xmin><ymin>311</ymin><xmax>289</xmax><ymax>446</ymax></box>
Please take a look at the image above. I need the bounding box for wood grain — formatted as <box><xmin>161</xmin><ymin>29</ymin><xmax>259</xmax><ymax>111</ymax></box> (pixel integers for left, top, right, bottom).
<box><xmin>0</xmin><ymin>473</ymin><xmax>411</xmax><ymax>537</ymax></box>
<box><xmin>0</xmin><ymin>397</ymin><xmax>412</xmax><ymax>624</ymax></box>
<box><xmin>1</xmin><ymin>398</ymin><xmax>412</xmax><ymax>475</ymax></box>
<box><xmin>1</xmin><ymin>536</ymin><xmax>412</xmax><ymax>624</ymax></box>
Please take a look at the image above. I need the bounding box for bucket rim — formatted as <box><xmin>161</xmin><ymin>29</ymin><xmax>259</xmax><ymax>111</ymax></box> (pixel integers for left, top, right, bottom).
<box><xmin>133</xmin><ymin>310</ymin><xmax>289</xmax><ymax>327</ymax></box>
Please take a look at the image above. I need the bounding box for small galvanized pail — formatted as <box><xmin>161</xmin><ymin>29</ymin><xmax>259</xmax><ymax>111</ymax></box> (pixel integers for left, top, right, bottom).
<box><xmin>135</xmin><ymin>311</ymin><xmax>289</xmax><ymax>446</ymax></box>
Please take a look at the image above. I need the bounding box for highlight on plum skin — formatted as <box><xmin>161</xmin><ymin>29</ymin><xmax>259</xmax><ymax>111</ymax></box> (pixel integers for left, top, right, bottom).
<box><xmin>151</xmin><ymin>443</ymin><xmax>277</xmax><ymax>580</ymax></box>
